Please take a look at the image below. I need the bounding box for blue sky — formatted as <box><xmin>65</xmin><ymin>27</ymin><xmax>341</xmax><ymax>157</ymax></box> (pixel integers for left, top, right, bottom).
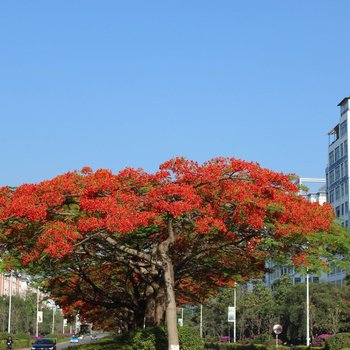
<box><xmin>1</xmin><ymin>1</ymin><xmax>350</xmax><ymax>187</ymax></box>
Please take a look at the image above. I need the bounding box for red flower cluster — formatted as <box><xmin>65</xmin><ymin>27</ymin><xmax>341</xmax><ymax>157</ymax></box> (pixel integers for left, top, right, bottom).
<box><xmin>0</xmin><ymin>157</ymin><xmax>338</xmax><ymax>300</ymax></box>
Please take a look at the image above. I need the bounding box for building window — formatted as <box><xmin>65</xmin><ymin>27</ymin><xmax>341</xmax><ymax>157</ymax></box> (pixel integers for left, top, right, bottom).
<box><xmin>345</xmin><ymin>182</ymin><xmax>349</xmax><ymax>195</ymax></box>
<box><xmin>342</xmin><ymin>203</ymin><xmax>345</xmax><ymax>215</ymax></box>
<box><xmin>341</xmin><ymin>120</ymin><xmax>347</xmax><ymax>137</ymax></box>
<box><xmin>341</xmin><ymin>143</ymin><xmax>344</xmax><ymax>157</ymax></box>
<box><xmin>336</xmin><ymin>206</ymin><xmax>341</xmax><ymax>217</ymax></box>
<box><xmin>294</xmin><ymin>277</ymin><xmax>301</xmax><ymax>284</ymax></box>
<box><xmin>329</xmin><ymin>151</ymin><xmax>334</xmax><ymax>165</ymax></box>
<box><xmin>345</xmin><ymin>160</ymin><xmax>348</xmax><ymax>176</ymax></box>
<box><xmin>341</xmin><ymin>183</ymin><xmax>345</xmax><ymax>197</ymax></box>
<box><xmin>335</xmin><ymin>146</ymin><xmax>340</xmax><ymax>161</ymax></box>
<box><xmin>312</xmin><ymin>277</ymin><xmax>320</xmax><ymax>283</ymax></box>
<box><xmin>335</xmin><ymin>166</ymin><xmax>340</xmax><ymax>181</ymax></box>
<box><xmin>329</xmin><ymin>189</ymin><xmax>334</xmax><ymax>203</ymax></box>
<box><xmin>330</xmin><ymin>170</ymin><xmax>335</xmax><ymax>184</ymax></box>
<box><xmin>345</xmin><ymin>140</ymin><xmax>348</xmax><ymax>154</ymax></box>
<box><xmin>345</xmin><ymin>201</ymin><xmax>349</xmax><ymax>213</ymax></box>
<box><xmin>341</xmin><ymin>101</ymin><xmax>348</xmax><ymax>115</ymax></box>
<box><xmin>335</xmin><ymin>186</ymin><xmax>340</xmax><ymax>200</ymax></box>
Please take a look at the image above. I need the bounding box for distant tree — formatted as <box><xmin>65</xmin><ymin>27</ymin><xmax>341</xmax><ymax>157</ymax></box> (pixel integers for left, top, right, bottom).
<box><xmin>237</xmin><ymin>281</ymin><xmax>277</xmax><ymax>340</ymax></box>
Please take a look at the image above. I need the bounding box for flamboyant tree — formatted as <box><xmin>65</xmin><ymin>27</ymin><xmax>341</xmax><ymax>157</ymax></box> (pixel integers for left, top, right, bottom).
<box><xmin>0</xmin><ymin>157</ymin><xmax>348</xmax><ymax>350</ymax></box>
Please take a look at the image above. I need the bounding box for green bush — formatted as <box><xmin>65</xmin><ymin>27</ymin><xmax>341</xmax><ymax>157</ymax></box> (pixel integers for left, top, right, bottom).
<box><xmin>325</xmin><ymin>333</ymin><xmax>350</xmax><ymax>350</ymax></box>
<box><xmin>65</xmin><ymin>327</ymin><xmax>203</xmax><ymax>350</ymax></box>
<box><xmin>0</xmin><ymin>332</ymin><xmax>12</xmax><ymax>340</ymax></box>
<box><xmin>129</xmin><ymin>327</ymin><xmax>168</xmax><ymax>350</ymax></box>
<box><xmin>178</xmin><ymin>326</ymin><xmax>204</xmax><ymax>350</ymax></box>
<box><xmin>12</xmin><ymin>332</ymin><xmax>31</xmax><ymax>340</ymax></box>
<box><xmin>204</xmin><ymin>343</ymin><xmax>269</xmax><ymax>350</ymax></box>
<box><xmin>249</xmin><ymin>334</ymin><xmax>273</xmax><ymax>345</ymax></box>
<box><xmin>0</xmin><ymin>338</ymin><xmax>31</xmax><ymax>350</ymax></box>
<box><xmin>295</xmin><ymin>346</ymin><xmax>311</xmax><ymax>350</ymax></box>
<box><xmin>44</xmin><ymin>333</ymin><xmax>69</xmax><ymax>342</ymax></box>
<box><xmin>115</xmin><ymin>326</ymin><xmax>203</xmax><ymax>350</ymax></box>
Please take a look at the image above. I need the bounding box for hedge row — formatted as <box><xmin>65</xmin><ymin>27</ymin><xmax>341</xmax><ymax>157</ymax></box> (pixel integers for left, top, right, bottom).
<box><xmin>66</xmin><ymin>327</ymin><xmax>204</xmax><ymax>350</ymax></box>
<box><xmin>204</xmin><ymin>345</ymin><xmax>321</xmax><ymax>350</ymax></box>
<box><xmin>63</xmin><ymin>331</ymin><xmax>350</xmax><ymax>350</ymax></box>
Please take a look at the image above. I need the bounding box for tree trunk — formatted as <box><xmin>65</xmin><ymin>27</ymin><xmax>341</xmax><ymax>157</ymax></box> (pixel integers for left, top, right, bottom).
<box><xmin>164</xmin><ymin>259</ymin><xmax>179</xmax><ymax>350</ymax></box>
<box><xmin>158</xmin><ymin>218</ymin><xmax>179</xmax><ymax>350</ymax></box>
<box><xmin>144</xmin><ymin>284</ymin><xmax>166</xmax><ymax>326</ymax></box>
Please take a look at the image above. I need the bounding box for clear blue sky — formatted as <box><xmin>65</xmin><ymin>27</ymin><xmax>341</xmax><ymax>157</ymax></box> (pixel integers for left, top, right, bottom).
<box><xmin>1</xmin><ymin>1</ymin><xmax>350</xmax><ymax>186</ymax></box>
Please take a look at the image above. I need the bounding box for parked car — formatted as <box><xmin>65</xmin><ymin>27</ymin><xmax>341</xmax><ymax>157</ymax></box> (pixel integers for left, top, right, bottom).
<box><xmin>91</xmin><ymin>334</ymin><xmax>98</xmax><ymax>340</ymax></box>
<box><xmin>70</xmin><ymin>335</ymin><xmax>79</xmax><ymax>343</ymax></box>
<box><xmin>31</xmin><ymin>338</ymin><xmax>56</xmax><ymax>350</ymax></box>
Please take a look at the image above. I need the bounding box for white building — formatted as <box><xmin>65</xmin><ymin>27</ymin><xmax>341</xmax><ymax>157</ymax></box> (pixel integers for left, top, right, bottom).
<box><xmin>0</xmin><ymin>272</ymin><xmax>31</xmax><ymax>297</ymax></box>
<box><xmin>267</xmin><ymin>97</ymin><xmax>350</xmax><ymax>288</ymax></box>
<box><xmin>324</xmin><ymin>96</ymin><xmax>350</xmax><ymax>286</ymax></box>
<box><xmin>326</xmin><ymin>96</ymin><xmax>350</xmax><ymax>227</ymax></box>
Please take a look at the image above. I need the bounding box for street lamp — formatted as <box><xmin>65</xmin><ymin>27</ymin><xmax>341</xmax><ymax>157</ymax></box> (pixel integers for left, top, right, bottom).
<box><xmin>52</xmin><ymin>306</ymin><xmax>55</xmax><ymax>334</ymax></box>
<box><xmin>306</xmin><ymin>271</ymin><xmax>310</xmax><ymax>346</ymax></box>
<box><xmin>36</xmin><ymin>288</ymin><xmax>40</xmax><ymax>337</ymax></box>
<box><xmin>233</xmin><ymin>284</ymin><xmax>237</xmax><ymax>343</ymax></box>
<box><xmin>47</xmin><ymin>300</ymin><xmax>56</xmax><ymax>334</ymax></box>
<box><xmin>8</xmin><ymin>271</ymin><xmax>13</xmax><ymax>334</ymax></box>
<box><xmin>200</xmin><ymin>304</ymin><xmax>203</xmax><ymax>339</ymax></box>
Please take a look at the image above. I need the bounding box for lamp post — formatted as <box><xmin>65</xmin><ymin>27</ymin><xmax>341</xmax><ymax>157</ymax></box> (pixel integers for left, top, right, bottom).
<box><xmin>51</xmin><ymin>304</ymin><xmax>56</xmax><ymax>334</ymax></box>
<box><xmin>200</xmin><ymin>304</ymin><xmax>203</xmax><ymax>339</ymax></box>
<box><xmin>8</xmin><ymin>271</ymin><xmax>13</xmax><ymax>334</ymax></box>
<box><xmin>306</xmin><ymin>271</ymin><xmax>310</xmax><ymax>346</ymax></box>
<box><xmin>36</xmin><ymin>288</ymin><xmax>39</xmax><ymax>337</ymax></box>
<box><xmin>233</xmin><ymin>284</ymin><xmax>237</xmax><ymax>343</ymax></box>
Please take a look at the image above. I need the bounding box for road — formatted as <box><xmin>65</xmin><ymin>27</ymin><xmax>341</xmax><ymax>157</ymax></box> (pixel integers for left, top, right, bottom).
<box><xmin>57</xmin><ymin>335</ymin><xmax>99</xmax><ymax>349</ymax></box>
<box><xmin>21</xmin><ymin>334</ymin><xmax>106</xmax><ymax>350</ymax></box>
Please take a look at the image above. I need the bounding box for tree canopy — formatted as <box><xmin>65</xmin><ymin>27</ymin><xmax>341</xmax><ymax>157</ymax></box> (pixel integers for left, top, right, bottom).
<box><xmin>0</xmin><ymin>157</ymin><xmax>348</xmax><ymax>349</ymax></box>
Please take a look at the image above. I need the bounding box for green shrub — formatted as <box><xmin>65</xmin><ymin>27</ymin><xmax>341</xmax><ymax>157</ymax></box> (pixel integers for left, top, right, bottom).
<box><xmin>0</xmin><ymin>332</ymin><xmax>12</xmax><ymax>340</ymax></box>
<box><xmin>42</xmin><ymin>333</ymin><xmax>70</xmax><ymax>342</ymax></box>
<box><xmin>13</xmin><ymin>332</ymin><xmax>31</xmax><ymax>340</ymax></box>
<box><xmin>67</xmin><ymin>327</ymin><xmax>203</xmax><ymax>350</ymax></box>
<box><xmin>295</xmin><ymin>346</ymin><xmax>311</xmax><ymax>350</ymax></box>
<box><xmin>178</xmin><ymin>326</ymin><xmax>204</xmax><ymax>350</ymax></box>
<box><xmin>204</xmin><ymin>343</ymin><xmax>269</xmax><ymax>350</ymax></box>
<box><xmin>325</xmin><ymin>333</ymin><xmax>350</xmax><ymax>350</ymax></box>
<box><xmin>0</xmin><ymin>338</ymin><xmax>31</xmax><ymax>350</ymax></box>
<box><xmin>129</xmin><ymin>327</ymin><xmax>168</xmax><ymax>350</ymax></box>
<box><xmin>249</xmin><ymin>334</ymin><xmax>273</xmax><ymax>345</ymax></box>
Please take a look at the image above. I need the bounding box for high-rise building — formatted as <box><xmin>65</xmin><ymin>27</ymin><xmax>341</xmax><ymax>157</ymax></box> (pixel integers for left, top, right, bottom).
<box><xmin>324</xmin><ymin>96</ymin><xmax>350</xmax><ymax>286</ymax></box>
<box><xmin>265</xmin><ymin>98</ymin><xmax>350</xmax><ymax>288</ymax></box>
<box><xmin>326</xmin><ymin>97</ymin><xmax>349</xmax><ymax>228</ymax></box>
